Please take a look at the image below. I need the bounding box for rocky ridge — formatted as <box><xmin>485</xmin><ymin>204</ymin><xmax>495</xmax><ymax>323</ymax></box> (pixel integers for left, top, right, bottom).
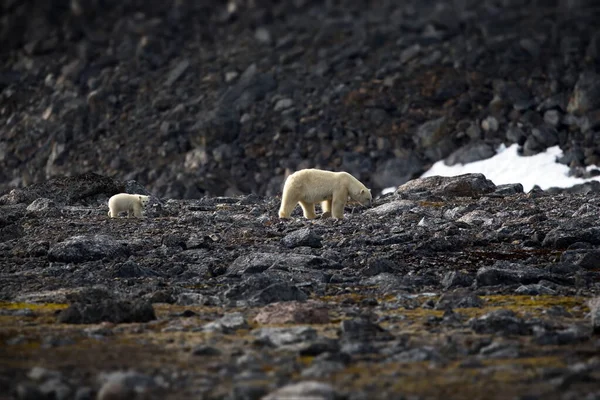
<box><xmin>0</xmin><ymin>173</ymin><xmax>599</xmax><ymax>399</ymax></box>
<box><xmin>1</xmin><ymin>0</ymin><xmax>600</xmax><ymax>198</ymax></box>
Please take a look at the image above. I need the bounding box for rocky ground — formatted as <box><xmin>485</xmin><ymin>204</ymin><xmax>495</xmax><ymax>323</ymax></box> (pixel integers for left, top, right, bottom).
<box><xmin>0</xmin><ymin>173</ymin><xmax>599</xmax><ymax>399</ymax></box>
<box><xmin>1</xmin><ymin>0</ymin><xmax>600</xmax><ymax>198</ymax></box>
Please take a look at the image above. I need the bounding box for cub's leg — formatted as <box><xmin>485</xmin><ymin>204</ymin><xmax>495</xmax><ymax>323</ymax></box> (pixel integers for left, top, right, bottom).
<box><xmin>278</xmin><ymin>192</ymin><xmax>298</xmax><ymax>218</ymax></box>
<box><xmin>299</xmin><ymin>201</ymin><xmax>317</xmax><ymax>219</ymax></box>
<box><xmin>133</xmin><ymin>204</ymin><xmax>143</xmax><ymax>218</ymax></box>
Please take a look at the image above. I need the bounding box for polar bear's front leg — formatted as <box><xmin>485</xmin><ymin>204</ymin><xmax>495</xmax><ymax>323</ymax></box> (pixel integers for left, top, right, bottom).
<box><xmin>278</xmin><ymin>193</ymin><xmax>297</xmax><ymax>218</ymax></box>
<box><xmin>299</xmin><ymin>201</ymin><xmax>317</xmax><ymax>219</ymax></box>
<box><xmin>133</xmin><ymin>204</ymin><xmax>143</xmax><ymax>218</ymax></box>
<box><xmin>331</xmin><ymin>188</ymin><xmax>348</xmax><ymax>219</ymax></box>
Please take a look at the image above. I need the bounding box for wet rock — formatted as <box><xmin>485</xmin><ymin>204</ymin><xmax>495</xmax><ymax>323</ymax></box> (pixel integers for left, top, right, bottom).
<box><xmin>57</xmin><ymin>299</ymin><xmax>156</xmax><ymax>324</ymax></box>
<box><xmin>262</xmin><ymin>381</ymin><xmax>337</xmax><ymax>400</ymax></box>
<box><xmin>281</xmin><ymin>228</ymin><xmax>322</xmax><ymax>248</ymax></box>
<box><xmin>397</xmin><ymin>173</ymin><xmax>496</xmax><ymax>198</ymax></box>
<box><xmin>253</xmin><ymin>301</ymin><xmax>329</xmax><ymax>325</ymax></box>
<box><xmin>469</xmin><ymin>309</ymin><xmax>531</xmax><ymax>336</ymax></box>
<box><xmin>48</xmin><ymin>235</ymin><xmax>131</xmax><ymax>263</ymax></box>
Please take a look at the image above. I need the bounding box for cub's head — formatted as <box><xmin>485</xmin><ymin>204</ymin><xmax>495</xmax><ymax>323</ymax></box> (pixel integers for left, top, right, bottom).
<box><xmin>138</xmin><ymin>195</ymin><xmax>151</xmax><ymax>207</ymax></box>
<box><xmin>355</xmin><ymin>188</ymin><xmax>372</xmax><ymax>207</ymax></box>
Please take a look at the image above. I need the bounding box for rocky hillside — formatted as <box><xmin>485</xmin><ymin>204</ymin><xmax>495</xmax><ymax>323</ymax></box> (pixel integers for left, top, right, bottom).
<box><xmin>0</xmin><ymin>173</ymin><xmax>599</xmax><ymax>399</ymax></box>
<box><xmin>1</xmin><ymin>0</ymin><xmax>600</xmax><ymax>198</ymax></box>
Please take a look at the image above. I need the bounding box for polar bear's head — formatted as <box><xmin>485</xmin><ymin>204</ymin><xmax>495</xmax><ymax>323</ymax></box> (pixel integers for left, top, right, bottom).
<box><xmin>354</xmin><ymin>188</ymin><xmax>372</xmax><ymax>207</ymax></box>
<box><xmin>138</xmin><ymin>195</ymin><xmax>151</xmax><ymax>207</ymax></box>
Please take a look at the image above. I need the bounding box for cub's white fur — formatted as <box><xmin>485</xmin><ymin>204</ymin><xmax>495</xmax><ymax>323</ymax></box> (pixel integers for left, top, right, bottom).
<box><xmin>108</xmin><ymin>193</ymin><xmax>150</xmax><ymax>218</ymax></box>
<box><xmin>279</xmin><ymin>168</ymin><xmax>372</xmax><ymax>220</ymax></box>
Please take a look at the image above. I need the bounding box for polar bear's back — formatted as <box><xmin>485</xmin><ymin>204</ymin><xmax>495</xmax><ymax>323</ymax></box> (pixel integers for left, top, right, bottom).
<box><xmin>284</xmin><ymin>169</ymin><xmax>350</xmax><ymax>203</ymax></box>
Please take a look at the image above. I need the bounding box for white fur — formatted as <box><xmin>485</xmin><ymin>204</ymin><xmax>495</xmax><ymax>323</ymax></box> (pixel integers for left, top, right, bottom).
<box><xmin>107</xmin><ymin>193</ymin><xmax>150</xmax><ymax>218</ymax></box>
<box><xmin>279</xmin><ymin>169</ymin><xmax>372</xmax><ymax>220</ymax></box>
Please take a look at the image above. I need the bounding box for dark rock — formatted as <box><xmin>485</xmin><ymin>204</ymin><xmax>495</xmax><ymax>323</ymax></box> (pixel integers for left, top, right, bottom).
<box><xmin>589</xmin><ymin>297</ymin><xmax>600</xmax><ymax>334</ymax></box>
<box><xmin>373</xmin><ymin>154</ymin><xmax>424</xmax><ymax>188</ymax></box>
<box><xmin>567</xmin><ymin>71</ymin><xmax>600</xmax><ymax>115</ymax></box>
<box><xmin>0</xmin><ymin>173</ymin><xmax>123</xmax><ymax>206</ymax></box>
<box><xmin>542</xmin><ymin>221</ymin><xmax>600</xmax><ymax>248</ymax></box>
<box><xmin>476</xmin><ymin>262</ymin><xmax>570</xmax><ymax>287</ymax></box>
<box><xmin>250</xmin><ymin>281</ymin><xmax>308</xmax><ymax>306</ymax></box>
<box><xmin>441</xmin><ymin>271</ymin><xmax>474</xmax><ymax>289</ymax></box>
<box><xmin>227</xmin><ymin>252</ymin><xmax>340</xmax><ymax>276</ymax></box>
<box><xmin>339</xmin><ymin>316</ymin><xmax>392</xmax><ymax>341</ymax></box>
<box><xmin>281</xmin><ymin>228</ymin><xmax>322</xmax><ymax>248</ymax></box>
<box><xmin>112</xmin><ymin>260</ymin><xmax>160</xmax><ymax>278</ymax></box>
<box><xmin>397</xmin><ymin>173</ymin><xmax>496</xmax><ymax>198</ymax></box>
<box><xmin>514</xmin><ymin>284</ymin><xmax>556</xmax><ymax>295</ymax></box>
<box><xmin>48</xmin><ymin>235</ymin><xmax>131</xmax><ymax>263</ymax></box>
<box><xmin>57</xmin><ymin>299</ymin><xmax>156</xmax><ymax>324</ymax></box>
<box><xmin>560</xmin><ymin>249</ymin><xmax>600</xmax><ymax>270</ymax></box>
<box><xmin>190</xmin><ymin>345</ymin><xmax>222</xmax><ymax>356</ymax></box>
<box><xmin>391</xmin><ymin>346</ymin><xmax>442</xmax><ymax>362</ymax></box>
<box><xmin>469</xmin><ymin>309</ymin><xmax>531</xmax><ymax>336</ymax></box>
<box><xmin>262</xmin><ymin>381</ymin><xmax>337</xmax><ymax>400</ymax></box>
<box><xmin>494</xmin><ymin>183</ymin><xmax>524</xmax><ymax>196</ymax></box>
<box><xmin>360</xmin><ymin>257</ymin><xmax>397</xmax><ymax>277</ymax></box>
<box><xmin>534</xmin><ymin>325</ymin><xmax>590</xmax><ymax>346</ymax></box>
<box><xmin>434</xmin><ymin>290</ymin><xmax>483</xmax><ymax>310</ymax></box>
<box><xmin>444</xmin><ymin>142</ymin><xmax>495</xmax><ymax>166</ymax></box>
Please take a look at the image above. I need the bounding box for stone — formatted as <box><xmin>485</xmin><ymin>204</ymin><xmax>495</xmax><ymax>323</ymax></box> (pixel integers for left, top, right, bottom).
<box><xmin>253</xmin><ymin>301</ymin><xmax>329</xmax><ymax>325</ymax></box>
<box><xmin>48</xmin><ymin>235</ymin><xmax>131</xmax><ymax>263</ymax></box>
<box><xmin>262</xmin><ymin>381</ymin><xmax>337</xmax><ymax>400</ymax></box>
<box><xmin>57</xmin><ymin>299</ymin><xmax>156</xmax><ymax>324</ymax></box>
<box><xmin>397</xmin><ymin>173</ymin><xmax>496</xmax><ymax>198</ymax></box>
<box><xmin>281</xmin><ymin>228</ymin><xmax>322</xmax><ymax>248</ymax></box>
<box><xmin>469</xmin><ymin>309</ymin><xmax>531</xmax><ymax>336</ymax></box>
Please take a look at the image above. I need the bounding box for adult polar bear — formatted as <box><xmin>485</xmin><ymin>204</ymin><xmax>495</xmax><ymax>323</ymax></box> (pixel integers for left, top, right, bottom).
<box><xmin>108</xmin><ymin>193</ymin><xmax>150</xmax><ymax>218</ymax></box>
<box><xmin>278</xmin><ymin>168</ymin><xmax>372</xmax><ymax>220</ymax></box>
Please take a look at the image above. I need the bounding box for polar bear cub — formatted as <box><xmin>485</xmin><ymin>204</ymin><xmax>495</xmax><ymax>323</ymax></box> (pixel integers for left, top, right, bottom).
<box><xmin>107</xmin><ymin>193</ymin><xmax>151</xmax><ymax>218</ymax></box>
<box><xmin>279</xmin><ymin>168</ymin><xmax>372</xmax><ymax>220</ymax></box>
